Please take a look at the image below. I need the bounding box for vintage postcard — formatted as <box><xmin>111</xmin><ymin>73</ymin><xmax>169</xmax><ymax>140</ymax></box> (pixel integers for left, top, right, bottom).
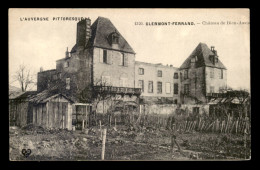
<box><xmin>9</xmin><ymin>8</ymin><xmax>250</xmax><ymax>161</ymax></box>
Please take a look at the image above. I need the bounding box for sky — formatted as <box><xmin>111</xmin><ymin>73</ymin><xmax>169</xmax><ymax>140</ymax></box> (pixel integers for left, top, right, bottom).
<box><xmin>9</xmin><ymin>8</ymin><xmax>250</xmax><ymax>91</ymax></box>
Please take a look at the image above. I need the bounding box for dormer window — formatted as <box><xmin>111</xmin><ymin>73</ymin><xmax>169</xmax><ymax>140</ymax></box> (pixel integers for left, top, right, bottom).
<box><xmin>108</xmin><ymin>31</ymin><xmax>119</xmax><ymax>45</ymax></box>
<box><xmin>112</xmin><ymin>34</ymin><xmax>119</xmax><ymax>44</ymax></box>
<box><xmin>215</xmin><ymin>57</ymin><xmax>218</xmax><ymax>63</ymax></box>
<box><xmin>191</xmin><ymin>57</ymin><xmax>196</xmax><ymax>63</ymax></box>
<box><xmin>210</xmin><ymin>55</ymin><xmax>215</xmax><ymax>65</ymax></box>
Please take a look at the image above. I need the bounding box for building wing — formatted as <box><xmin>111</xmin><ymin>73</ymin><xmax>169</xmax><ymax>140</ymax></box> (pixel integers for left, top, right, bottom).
<box><xmin>180</xmin><ymin>43</ymin><xmax>227</xmax><ymax>70</ymax></box>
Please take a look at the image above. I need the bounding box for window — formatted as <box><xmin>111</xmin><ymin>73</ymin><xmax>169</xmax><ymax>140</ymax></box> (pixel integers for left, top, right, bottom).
<box><xmin>148</xmin><ymin>81</ymin><xmax>153</xmax><ymax>93</ymax></box>
<box><xmin>103</xmin><ymin>50</ymin><xmax>107</xmax><ymax>63</ymax></box>
<box><xmin>119</xmin><ymin>53</ymin><xmax>124</xmax><ymax>66</ymax></box>
<box><xmin>174</xmin><ymin>72</ymin><xmax>178</xmax><ymax>79</ymax></box>
<box><xmin>195</xmin><ymin>56</ymin><xmax>198</xmax><ymax>62</ymax></box>
<box><xmin>193</xmin><ymin>107</ymin><xmax>200</xmax><ymax>115</ymax></box>
<box><xmin>220</xmin><ymin>69</ymin><xmax>223</xmax><ymax>79</ymax></box>
<box><xmin>210</xmin><ymin>86</ymin><xmax>215</xmax><ymax>93</ymax></box>
<box><xmin>210</xmin><ymin>68</ymin><xmax>214</xmax><ymax>78</ymax></box>
<box><xmin>174</xmin><ymin>83</ymin><xmax>178</xmax><ymax>94</ymax></box>
<box><xmin>64</xmin><ymin>61</ymin><xmax>69</xmax><ymax>68</ymax></box>
<box><xmin>102</xmin><ymin>76</ymin><xmax>111</xmax><ymax>85</ymax></box>
<box><xmin>138</xmin><ymin>80</ymin><xmax>144</xmax><ymax>92</ymax></box>
<box><xmin>165</xmin><ymin>82</ymin><xmax>171</xmax><ymax>94</ymax></box>
<box><xmin>184</xmin><ymin>70</ymin><xmax>188</xmax><ymax>79</ymax></box>
<box><xmin>184</xmin><ymin>84</ymin><xmax>189</xmax><ymax>95</ymax></box>
<box><xmin>112</xmin><ymin>34</ymin><xmax>119</xmax><ymax>44</ymax></box>
<box><xmin>120</xmin><ymin>78</ymin><xmax>128</xmax><ymax>87</ymax></box>
<box><xmin>138</xmin><ymin>68</ymin><xmax>144</xmax><ymax>75</ymax></box>
<box><xmin>157</xmin><ymin>81</ymin><xmax>162</xmax><ymax>94</ymax></box>
<box><xmin>66</xmin><ymin>78</ymin><xmax>70</xmax><ymax>90</ymax></box>
<box><xmin>157</xmin><ymin>70</ymin><xmax>162</xmax><ymax>77</ymax></box>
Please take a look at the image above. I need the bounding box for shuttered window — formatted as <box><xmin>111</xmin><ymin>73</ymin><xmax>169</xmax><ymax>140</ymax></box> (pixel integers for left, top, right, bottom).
<box><xmin>103</xmin><ymin>50</ymin><xmax>107</xmax><ymax>63</ymax></box>
<box><xmin>174</xmin><ymin>83</ymin><xmax>178</xmax><ymax>94</ymax></box>
<box><xmin>165</xmin><ymin>82</ymin><xmax>171</xmax><ymax>94</ymax></box>
<box><xmin>107</xmin><ymin>50</ymin><xmax>113</xmax><ymax>64</ymax></box>
<box><xmin>210</xmin><ymin>86</ymin><xmax>215</xmax><ymax>93</ymax></box>
<box><xmin>184</xmin><ymin>70</ymin><xmax>188</xmax><ymax>79</ymax></box>
<box><xmin>124</xmin><ymin>54</ymin><xmax>128</xmax><ymax>66</ymax></box>
<box><xmin>157</xmin><ymin>70</ymin><xmax>162</xmax><ymax>77</ymax></box>
<box><xmin>138</xmin><ymin>80</ymin><xmax>144</xmax><ymax>92</ymax></box>
<box><xmin>99</xmin><ymin>49</ymin><xmax>103</xmax><ymax>63</ymax></box>
<box><xmin>148</xmin><ymin>81</ymin><xmax>153</xmax><ymax>93</ymax></box>
<box><xmin>120</xmin><ymin>78</ymin><xmax>128</xmax><ymax>87</ymax></box>
<box><xmin>66</xmin><ymin>78</ymin><xmax>70</xmax><ymax>90</ymax></box>
<box><xmin>184</xmin><ymin>84</ymin><xmax>189</xmax><ymax>95</ymax></box>
<box><xmin>139</xmin><ymin>68</ymin><xmax>144</xmax><ymax>75</ymax></box>
<box><xmin>174</xmin><ymin>72</ymin><xmax>178</xmax><ymax>79</ymax></box>
<box><xmin>157</xmin><ymin>81</ymin><xmax>162</xmax><ymax>94</ymax></box>
<box><xmin>210</xmin><ymin>68</ymin><xmax>214</xmax><ymax>78</ymax></box>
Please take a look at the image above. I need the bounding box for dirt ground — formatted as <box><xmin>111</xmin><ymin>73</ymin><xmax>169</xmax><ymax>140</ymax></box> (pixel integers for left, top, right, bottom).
<box><xmin>9</xmin><ymin>125</ymin><xmax>251</xmax><ymax>161</ymax></box>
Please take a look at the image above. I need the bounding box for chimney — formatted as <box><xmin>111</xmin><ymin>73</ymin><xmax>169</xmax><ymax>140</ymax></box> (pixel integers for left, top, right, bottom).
<box><xmin>76</xmin><ymin>18</ymin><xmax>91</xmax><ymax>47</ymax></box>
<box><xmin>65</xmin><ymin>47</ymin><xmax>69</xmax><ymax>58</ymax></box>
<box><xmin>211</xmin><ymin>46</ymin><xmax>215</xmax><ymax>51</ymax></box>
<box><xmin>40</xmin><ymin>67</ymin><xmax>43</xmax><ymax>72</ymax></box>
<box><xmin>214</xmin><ymin>50</ymin><xmax>217</xmax><ymax>56</ymax></box>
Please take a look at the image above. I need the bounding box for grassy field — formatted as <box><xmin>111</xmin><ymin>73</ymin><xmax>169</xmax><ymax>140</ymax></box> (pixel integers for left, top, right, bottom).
<box><xmin>9</xmin><ymin>125</ymin><xmax>251</xmax><ymax>161</ymax></box>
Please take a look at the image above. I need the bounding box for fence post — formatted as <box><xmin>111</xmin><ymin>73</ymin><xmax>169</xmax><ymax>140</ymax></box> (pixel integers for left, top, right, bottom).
<box><xmin>184</xmin><ymin>121</ymin><xmax>187</xmax><ymax>132</ymax></box>
<box><xmin>99</xmin><ymin>120</ymin><xmax>102</xmax><ymax>138</ymax></box>
<box><xmin>197</xmin><ymin>118</ymin><xmax>201</xmax><ymax>131</ymax></box>
<box><xmin>82</xmin><ymin>120</ymin><xmax>84</xmax><ymax>130</ymax></box>
<box><xmin>101</xmin><ymin>128</ymin><xmax>107</xmax><ymax>160</ymax></box>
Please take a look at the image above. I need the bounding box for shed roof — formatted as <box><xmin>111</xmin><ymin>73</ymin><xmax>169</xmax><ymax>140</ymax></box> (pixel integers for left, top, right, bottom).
<box><xmin>180</xmin><ymin>43</ymin><xmax>227</xmax><ymax>69</ymax></box>
<box><xmin>71</xmin><ymin>17</ymin><xmax>135</xmax><ymax>54</ymax></box>
<box><xmin>12</xmin><ymin>89</ymin><xmax>74</xmax><ymax>104</ymax></box>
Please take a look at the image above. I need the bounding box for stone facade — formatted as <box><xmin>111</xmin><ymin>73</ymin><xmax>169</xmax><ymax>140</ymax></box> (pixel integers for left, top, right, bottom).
<box><xmin>179</xmin><ymin>43</ymin><xmax>227</xmax><ymax>104</ymax></box>
<box><xmin>36</xmin><ymin>18</ymin><xmax>228</xmax><ymax>113</ymax></box>
<box><xmin>135</xmin><ymin>61</ymin><xmax>180</xmax><ymax>104</ymax></box>
<box><xmin>93</xmin><ymin>47</ymin><xmax>135</xmax><ymax>88</ymax></box>
<box><xmin>37</xmin><ymin>17</ymin><xmax>140</xmax><ymax>110</ymax></box>
<box><xmin>205</xmin><ymin>66</ymin><xmax>227</xmax><ymax>94</ymax></box>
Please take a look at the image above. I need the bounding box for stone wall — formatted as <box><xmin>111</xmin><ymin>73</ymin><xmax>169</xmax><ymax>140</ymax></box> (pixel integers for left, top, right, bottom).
<box><xmin>205</xmin><ymin>67</ymin><xmax>227</xmax><ymax>93</ymax></box>
<box><xmin>180</xmin><ymin>66</ymin><xmax>207</xmax><ymax>104</ymax></box>
<box><xmin>93</xmin><ymin>47</ymin><xmax>135</xmax><ymax>88</ymax></box>
<box><xmin>140</xmin><ymin>103</ymin><xmax>209</xmax><ymax>116</ymax></box>
<box><xmin>94</xmin><ymin>95</ymin><xmax>138</xmax><ymax>114</ymax></box>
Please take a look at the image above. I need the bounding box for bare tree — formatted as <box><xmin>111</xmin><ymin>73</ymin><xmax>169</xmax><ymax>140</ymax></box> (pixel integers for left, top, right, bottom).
<box><xmin>13</xmin><ymin>64</ymin><xmax>35</xmax><ymax>92</ymax></box>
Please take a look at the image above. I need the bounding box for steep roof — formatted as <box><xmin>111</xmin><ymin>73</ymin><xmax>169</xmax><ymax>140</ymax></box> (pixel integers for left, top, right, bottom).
<box><xmin>180</xmin><ymin>43</ymin><xmax>227</xmax><ymax>69</ymax></box>
<box><xmin>71</xmin><ymin>17</ymin><xmax>135</xmax><ymax>54</ymax></box>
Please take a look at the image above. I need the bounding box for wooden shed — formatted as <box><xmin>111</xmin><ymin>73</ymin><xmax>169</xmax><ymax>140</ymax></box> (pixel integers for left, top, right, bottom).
<box><xmin>9</xmin><ymin>89</ymin><xmax>74</xmax><ymax>130</ymax></box>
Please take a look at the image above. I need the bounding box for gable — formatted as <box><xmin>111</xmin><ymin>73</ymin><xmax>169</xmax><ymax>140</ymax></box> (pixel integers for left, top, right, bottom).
<box><xmin>180</xmin><ymin>43</ymin><xmax>227</xmax><ymax>70</ymax></box>
<box><xmin>71</xmin><ymin>17</ymin><xmax>135</xmax><ymax>54</ymax></box>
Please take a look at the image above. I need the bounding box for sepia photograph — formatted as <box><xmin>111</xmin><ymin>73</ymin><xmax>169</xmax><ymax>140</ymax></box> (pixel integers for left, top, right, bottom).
<box><xmin>8</xmin><ymin>8</ymin><xmax>250</xmax><ymax>161</ymax></box>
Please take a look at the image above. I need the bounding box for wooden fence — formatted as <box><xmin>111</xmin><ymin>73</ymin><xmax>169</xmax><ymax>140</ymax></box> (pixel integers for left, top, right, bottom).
<box><xmin>94</xmin><ymin>112</ymin><xmax>250</xmax><ymax>135</ymax></box>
